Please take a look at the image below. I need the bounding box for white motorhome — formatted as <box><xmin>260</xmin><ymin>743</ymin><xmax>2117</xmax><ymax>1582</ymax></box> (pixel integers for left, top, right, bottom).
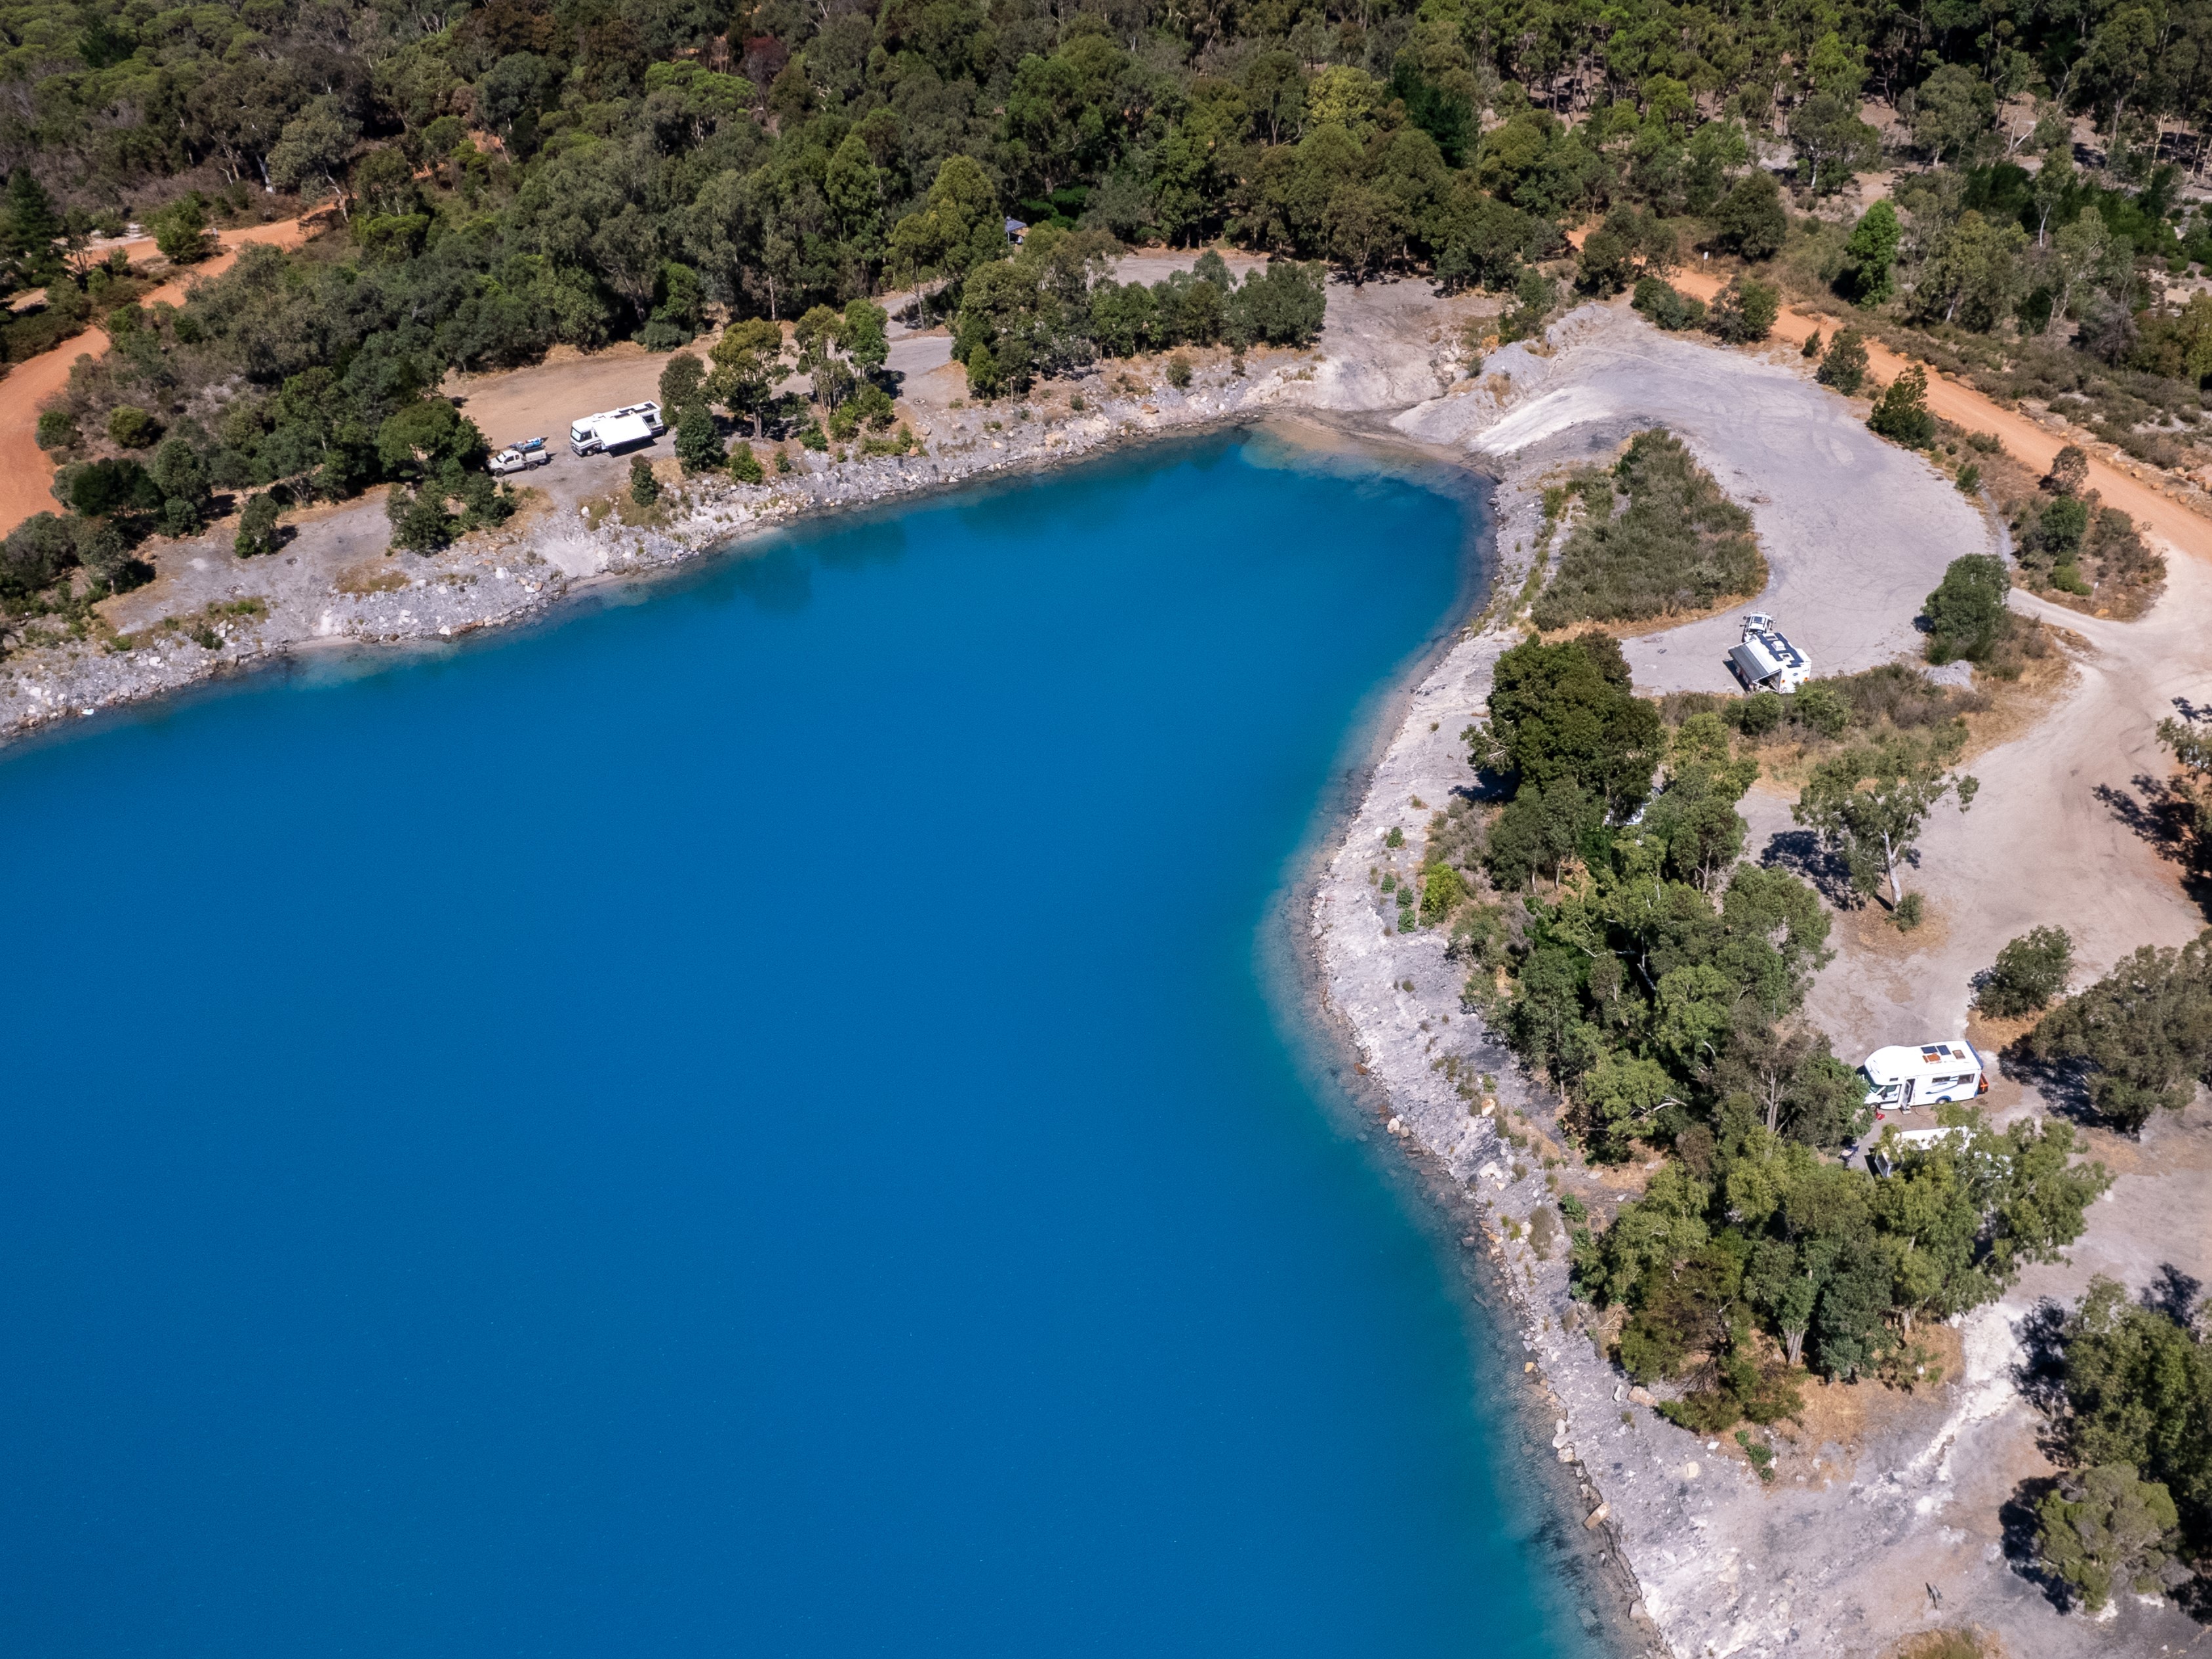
<box><xmin>1858</xmin><ymin>1039</ymin><xmax>1989</xmax><ymax>1113</ymax></box>
<box><xmin>569</xmin><ymin>402</ymin><xmax>665</xmax><ymax>456</ymax></box>
<box><xmin>1731</xmin><ymin>613</ymin><xmax>1810</xmax><ymax>693</ymax></box>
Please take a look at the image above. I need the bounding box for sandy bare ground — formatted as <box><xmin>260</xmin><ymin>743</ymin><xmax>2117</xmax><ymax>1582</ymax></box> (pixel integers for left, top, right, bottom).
<box><xmin>0</xmin><ymin>217</ymin><xmax>315</xmax><ymax>539</ymax></box>
<box><xmin>1669</xmin><ymin>265</ymin><xmax>2212</xmax><ymax>562</ymax></box>
<box><xmin>1398</xmin><ymin>306</ymin><xmax>1994</xmax><ymax>689</ymax></box>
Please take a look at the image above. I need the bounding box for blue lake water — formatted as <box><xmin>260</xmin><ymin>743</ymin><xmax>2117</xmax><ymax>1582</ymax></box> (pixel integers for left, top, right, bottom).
<box><xmin>0</xmin><ymin>428</ymin><xmax>1607</xmax><ymax>1658</ymax></box>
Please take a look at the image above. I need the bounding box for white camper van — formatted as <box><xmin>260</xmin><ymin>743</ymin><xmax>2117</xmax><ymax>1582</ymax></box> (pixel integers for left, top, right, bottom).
<box><xmin>569</xmin><ymin>401</ymin><xmax>665</xmax><ymax>456</ymax></box>
<box><xmin>1731</xmin><ymin>613</ymin><xmax>1810</xmax><ymax>693</ymax></box>
<box><xmin>1858</xmin><ymin>1039</ymin><xmax>1989</xmax><ymax>1113</ymax></box>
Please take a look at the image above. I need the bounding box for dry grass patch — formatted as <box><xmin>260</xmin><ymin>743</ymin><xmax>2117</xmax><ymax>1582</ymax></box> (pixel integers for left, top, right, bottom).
<box><xmin>336</xmin><ymin>560</ymin><xmax>408</xmax><ymax>594</ymax></box>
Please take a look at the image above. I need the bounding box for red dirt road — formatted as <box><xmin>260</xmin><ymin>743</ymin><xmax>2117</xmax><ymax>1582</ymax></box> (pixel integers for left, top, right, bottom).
<box><xmin>0</xmin><ymin>218</ymin><xmax>310</xmax><ymax>537</ymax></box>
<box><xmin>1669</xmin><ymin>266</ymin><xmax>2212</xmax><ymax>563</ymax></box>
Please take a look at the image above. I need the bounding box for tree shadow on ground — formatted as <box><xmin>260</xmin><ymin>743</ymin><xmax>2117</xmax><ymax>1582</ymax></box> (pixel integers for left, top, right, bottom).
<box><xmin>1756</xmin><ymin>827</ymin><xmax>1860</xmax><ymax>909</ymax></box>
<box><xmin>2142</xmin><ymin>1263</ymin><xmax>2203</xmax><ymax>1326</ymax></box>
<box><xmin>1994</xmin><ymin>1038</ymin><xmax>2097</xmax><ymax>1124</ymax></box>
<box><xmin>2012</xmin><ymin>1296</ymin><xmax>2070</xmax><ymax>1420</ymax></box>
<box><xmin>1998</xmin><ymin>1476</ymin><xmax>2072</xmax><ymax>1612</ymax></box>
<box><xmin>2093</xmin><ymin>773</ymin><xmax>2212</xmax><ymax>916</ymax></box>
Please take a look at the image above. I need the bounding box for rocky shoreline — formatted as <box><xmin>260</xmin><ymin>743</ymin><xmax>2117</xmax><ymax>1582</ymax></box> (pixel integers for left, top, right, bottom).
<box><xmin>0</xmin><ymin>344</ymin><xmax>1355</xmax><ymax>747</ymax></box>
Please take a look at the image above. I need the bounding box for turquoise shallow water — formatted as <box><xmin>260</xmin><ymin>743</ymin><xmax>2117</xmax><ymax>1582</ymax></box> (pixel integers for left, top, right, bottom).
<box><xmin>0</xmin><ymin>429</ymin><xmax>1605</xmax><ymax>1657</ymax></box>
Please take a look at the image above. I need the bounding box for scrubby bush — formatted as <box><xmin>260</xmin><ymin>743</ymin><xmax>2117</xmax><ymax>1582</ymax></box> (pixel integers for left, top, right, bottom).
<box><xmin>674</xmin><ymin>404</ymin><xmax>724</xmax><ymax>473</ymax></box>
<box><xmin>34</xmin><ymin>410</ymin><xmax>77</xmax><ymax>451</ymax></box>
<box><xmin>0</xmin><ymin>512</ymin><xmax>80</xmax><ymax>594</ymax></box>
<box><xmin>1702</xmin><ymin>276</ymin><xmax>1779</xmax><ymax>344</ymax></box>
<box><xmin>1738</xmin><ymin>689</ymin><xmax>1783</xmax><ymax>735</ymax></box>
<box><xmin>628</xmin><ymin>455</ymin><xmax>660</xmax><ymax>504</ymax></box>
<box><xmin>149</xmin><ymin>195</ymin><xmax>213</xmax><ymax>264</ymax></box>
<box><xmin>1531</xmin><ymin>428</ymin><xmax>1764</xmax><ymax>629</ymax></box>
<box><xmin>1869</xmin><ymin>365</ymin><xmax>1938</xmax><ymax>447</ymax></box>
<box><xmin>106</xmin><ymin>405</ymin><xmax>159</xmax><ymax>448</ymax></box>
<box><xmin>1817</xmin><ymin>327</ymin><xmax>1870</xmax><ymax>395</ymax></box>
<box><xmin>727</xmin><ymin>441</ymin><xmax>764</xmax><ymax>484</ymax></box>
<box><xmin>1631</xmin><ymin>276</ymin><xmax>1706</xmax><ymax>331</ymax></box>
<box><xmin>1979</xmin><ymin>926</ymin><xmax>2073</xmax><ymax>1017</ymax></box>
<box><xmin>1922</xmin><ymin>553</ymin><xmax>2009</xmax><ymax>663</ymax></box>
<box><xmin>233</xmin><ymin>492</ymin><xmax>282</xmax><ymax>557</ymax></box>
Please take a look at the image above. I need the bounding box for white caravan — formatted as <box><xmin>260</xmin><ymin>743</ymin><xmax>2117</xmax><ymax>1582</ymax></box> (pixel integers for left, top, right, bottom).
<box><xmin>569</xmin><ymin>402</ymin><xmax>665</xmax><ymax>456</ymax></box>
<box><xmin>1731</xmin><ymin>613</ymin><xmax>1811</xmax><ymax>693</ymax></box>
<box><xmin>1858</xmin><ymin>1039</ymin><xmax>1989</xmax><ymax>1113</ymax></box>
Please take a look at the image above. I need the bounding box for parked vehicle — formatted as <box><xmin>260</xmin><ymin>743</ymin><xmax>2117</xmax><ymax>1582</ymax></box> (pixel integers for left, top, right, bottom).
<box><xmin>489</xmin><ymin>441</ymin><xmax>552</xmax><ymax>476</ymax></box>
<box><xmin>1730</xmin><ymin>613</ymin><xmax>1810</xmax><ymax>693</ymax></box>
<box><xmin>1857</xmin><ymin>1039</ymin><xmax>1988</xmax><ymax>1113</ymax></box>
<box><xmin>568</xmin><ymin>403</ymin><xmax>664</xmax><ymax>456</ymax></box>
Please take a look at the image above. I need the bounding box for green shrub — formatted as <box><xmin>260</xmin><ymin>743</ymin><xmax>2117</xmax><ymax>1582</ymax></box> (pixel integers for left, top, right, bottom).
<box><xmin>149</xmin><ymin>195</ymin><xmax>213</xmax><ymax>263</ymax></box>
<box><xmin>1923</xmin><ymin>553</ymin><xmax>2009</xmax><ymax>663</ymax></box>
<box><xmin>1419</xmin><ymin>861</ymin><xmax>1470</xmax><ymax>925</ymax></box>
<box><xmin>674</xmin><ymin>403</ymin><xmax>724</xmax><ymax>472</ymax></box>
<box><xmin>1788</xmin><ymin>681</ymin><xmax>1850</xmax><ymax>739</ymax></box>
<box><xmin>1816</xmin><ymin>327</ymin><xmax>1869</xmax><ymax>395</ymax></box>
<box><xmin>1631</xmin><ymin>276</ymin><xmax>1706</xmax><ymax>331</ymax></box>
<box><xmin>1165</xmin><ymin>352</ymin><xmax>1193</xmax><ymax>388</ymax></box>
<box><xmin>233</xmin><ymin>491</ymin><xmax>281</xmax><ymax>557</ymax></box>
<box><xmin>1978</xmin><ymin>926</ymin><xmax>2073</xmax><ymax>1017</ymax></box>
<box><xmin>628</xmin><ymin>455</ymin><xmax>659</xmax><ymax>505</ymax></box>
<box><xmin>1702</xmin><ymin>276</ymin><xmax>1779</xmax><ymax>344</ymax></box>
<box><xmin>1869</xmin><ymin>365</ymin><xmax>1938</xmax><ymax>447</ymax></box>
<box><xmin>2036</xmin><ymin>1464</ymin><xmax>2180</xmax><ymax>1612</ymax></box>
<box><xmin>34</xmin><ymin>410</ymin><xmax>77</xmax><ymax>450</ymax></box>
<box><xmin>1532</xmin><ymin>428</ymin><xmax>1764</xmax><ymax>628</ymax></box>
<box><xmin>727</xmin><ymin>441</ymin><xmax>764</xmax><ymax>484</ymax></box>
<box><xmin>1739</xmin><ymin>689</ymin><xmax>1783</xmax><ymax>735</ymax></box>
<box><xmin>1893</xmin><ymin>891</ymin><xmax>1924</xmax><ymax>930</ymax></box>
<box><xmin>106</xmin><ymin>405</ymin><xmax>159</xmax><ymax>448</ymax></box>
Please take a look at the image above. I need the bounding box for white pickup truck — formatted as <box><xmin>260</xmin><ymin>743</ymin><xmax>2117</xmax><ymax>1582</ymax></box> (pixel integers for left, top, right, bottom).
<box><xmin>569</xmin><ymin>402</ymin><xmax>665</xmax><ymax>457</ymax></box>
<box><xmin>489</xmin><ymin>438</ymin><xmax>552</xmax><ymax>476</ymax></box>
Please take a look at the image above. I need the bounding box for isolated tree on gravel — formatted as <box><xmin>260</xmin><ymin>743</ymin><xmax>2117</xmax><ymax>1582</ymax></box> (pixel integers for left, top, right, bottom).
<box><xmin>233</xmin><ymin>492</ymin><xmax>281</xmax><ymax>558</ymax></box>
<box><xmin>710</xmin><ymin>319</ymin><xmax>787</xmax><ymax>438</ymax></box>
<box><xmin>1868</xmin><ymin>364</ymin><xmax>1937</xmax><ymax>447</ymax></box>
<box><xmin>658</xmin><ymin>352</ymin><xmax>706</xmax><ymax>413</ymax></box>
<box><xmin>1978</xmin><ymin>926</ymin><xmax>2074</xmax><ymax>1017</ymax></box>
<box><xmin>2029</xmin><ymin>933</ymin><xmax>2212</xmax><ymax>1131</ymax></box>
<box><xmin>1843</xmin><ymin>201</ymin><xmax>1901</xmax><ymax>304</ymax></box>
<box><xmin>1922</xmin><ymin>553</ymin><xmax>2010</xmax><ymax>663</ymax></box>
<box><xmin>1817</xmin><ymin>327</ymin><xmax>1870</xmax><ymax>395</ymax></box>
<box><xmin>2036</xmin><ymin>1464</ymin><xmax>2180</xmax><ymax>1612</ymax></box>
<box><xmin>1792</xmin><ymin>732</ymin><xmax>1978</xmax><ymax>907</ymax></box>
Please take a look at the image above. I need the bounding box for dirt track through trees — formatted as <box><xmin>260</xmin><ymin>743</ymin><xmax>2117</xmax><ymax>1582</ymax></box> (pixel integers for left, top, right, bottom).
<box><xmin>0</xmin><ymin>218</ymin><xmax>309</xmax><ymax>539</ymax></box>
